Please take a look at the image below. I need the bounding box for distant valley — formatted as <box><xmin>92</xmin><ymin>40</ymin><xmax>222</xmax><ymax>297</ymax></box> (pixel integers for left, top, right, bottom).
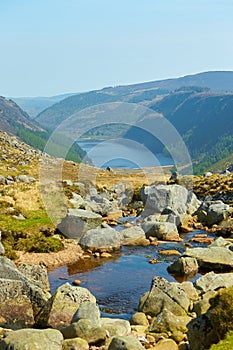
<box><xmin>3</xmin><ymin>71</ymin><xmax>233</xmax><ymax>173</ymax></box>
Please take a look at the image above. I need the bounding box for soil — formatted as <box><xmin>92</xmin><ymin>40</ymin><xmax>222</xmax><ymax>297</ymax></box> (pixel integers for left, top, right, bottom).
<box><xmin>15</xmin><ymin>240</ymin><xmax>85</xmax><ymax>270</ymax></box>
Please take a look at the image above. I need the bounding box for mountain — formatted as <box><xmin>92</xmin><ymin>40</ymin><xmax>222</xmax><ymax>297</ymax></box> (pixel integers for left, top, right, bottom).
<box><xmin>35</xmin><ymin>71</ymin><xmax>233</xmax><ymax>131</ymax></box>
<box><xmin>0</xmin><ymin>96</ymin><xmax>86</xmax><ymax>162</ymax></box>
<box><xmin>33</xmin><ymin>71</ymin><xmax>233</xmax><ymax>173</ymax></box>
<box><xmin>11</xmin><ymin>93</ymin><xmax>77</xmax><ymax>118</ymax></box>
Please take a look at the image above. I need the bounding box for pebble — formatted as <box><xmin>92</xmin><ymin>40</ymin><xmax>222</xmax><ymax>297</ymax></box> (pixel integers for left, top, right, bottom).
<box><xmin>72</xmin><ymin>279</ymin><xmax>81</xmax><ymax>286</ymax></box>
<box><xmin>159</xmin><ymin>250</ymin><xmax>181</xmax><ymax>256</ymax></box>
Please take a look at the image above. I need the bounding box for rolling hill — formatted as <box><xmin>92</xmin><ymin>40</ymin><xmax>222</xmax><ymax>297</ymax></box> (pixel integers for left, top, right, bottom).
<box><xmin>0</xmin><ymin>96</ymin><xmax>86</xmax><ymax>162</ymax></box>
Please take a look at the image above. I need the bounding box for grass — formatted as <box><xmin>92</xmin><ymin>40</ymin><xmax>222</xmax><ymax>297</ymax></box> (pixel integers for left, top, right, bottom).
<box><xmin>210</xmin><ymin>331</ymin><xmax>233</xmax><ymax>350</ymax></box>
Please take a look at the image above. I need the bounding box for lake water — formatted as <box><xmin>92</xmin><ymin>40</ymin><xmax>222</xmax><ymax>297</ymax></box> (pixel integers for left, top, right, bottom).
<box><xmin>77</xmin><ymin>140</ymin><xmax>174</xmax><ymax>169</ymax></box>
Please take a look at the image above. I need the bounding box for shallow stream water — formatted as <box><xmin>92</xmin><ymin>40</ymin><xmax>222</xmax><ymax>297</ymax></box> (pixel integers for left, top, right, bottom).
<box><xmin>48</xmin><ymin>222</ymin><xmax>215</xmax><ymax>320</ymax></box>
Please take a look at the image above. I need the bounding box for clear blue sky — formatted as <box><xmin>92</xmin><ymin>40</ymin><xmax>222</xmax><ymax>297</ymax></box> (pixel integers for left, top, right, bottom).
<box><xmin>0</xmin><ymin>0</ymin><xmax>232</xmax><ymax>97</ymax></box>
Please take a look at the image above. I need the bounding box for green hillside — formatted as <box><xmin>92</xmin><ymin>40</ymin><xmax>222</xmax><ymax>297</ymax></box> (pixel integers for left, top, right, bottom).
<box><xmin>0</xmin><ymin>96</ymin><xmax>86</xmax><ymax>163</ymax></box>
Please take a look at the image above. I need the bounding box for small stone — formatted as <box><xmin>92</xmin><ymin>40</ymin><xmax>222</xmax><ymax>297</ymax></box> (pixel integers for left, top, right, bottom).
<box><xmin>73</xmin><ymin>279</ymin><xmax>81</xmax><ymax>286</ymax></box>
<box><xmin>159</xmin><ymin>250</ymin><xmax>181</xmax><ymax>256</ymax></box>
<box><xmin>101</xmin><ymin>252</ymin><xmax>112</xmax><ymax>258</ymax></box>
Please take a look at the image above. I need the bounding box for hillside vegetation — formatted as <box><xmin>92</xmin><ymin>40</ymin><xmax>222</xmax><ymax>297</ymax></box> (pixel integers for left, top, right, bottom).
<box><xmin>0</xmin><ymin>96</ymin><xmax>86</xmax><ymax>163</ymax></box>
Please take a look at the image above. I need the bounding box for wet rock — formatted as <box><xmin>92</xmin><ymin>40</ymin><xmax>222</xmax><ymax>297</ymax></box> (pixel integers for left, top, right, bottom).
<box><xmin>35</xmin><ymin>283</ymin><xmax>96</xmax><ymax>328</ymax></box>
<box><xmin>18</xmin><ymin>263</ymin><xmax>50</xmax><ymax>291</ymax></box>
<box><xmin>120</xmin><ymin>226</ymin><xmax>146</xmax><ymax>245</ymax></box>
<box><xmin>107</xmin><ymin>335</ymin><xmax>144</xmax><ymax>350</ymax></box>
<box><xmin>100</xmin><ymin>318</ymin><xmax>131</xmax><ymax>337</ymax></box>
<box><xmin>62</xmin><ymin>337</ymin><xmax>89</xmax><ymax>350</ymax></box>
<box><xmin>61</xmin><ymin>319</ymin><xmax>106</xmax><ymax>344</ymax></box>
<box><xmin>167</xmin><ymin>257</ymin><xmax>198</xmax><ymax>276</ymax></box>
<box><xmin>183</xmin><ymin>246</ymin><xmax>233</xmax><ymax>271</ymax></box>
<box><xmin>0</xmin><ymin>328</ymin><xmax>63</xmax><ymax>350</ymax></box>
<box><xmin>71</xmin><ymin>301</ymin><xmax>100</xmax><ymax>324</ymax></box>
<box><xmin>142</xmin><ymin>220</ymin><xmax>180</xmax><ymax>241</ymax></box>
<box><xmin>57</xmin><ymin>209</ymin><xmax>102</xmax><ymax>241</ymax></box>
<box><xmin>79</xmin><ymin>227</ymin><xmax>121</xmax><ymax>252</ymax></box>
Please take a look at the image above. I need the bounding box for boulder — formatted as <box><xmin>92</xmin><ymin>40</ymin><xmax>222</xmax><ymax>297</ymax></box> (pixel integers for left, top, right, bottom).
<box><xmin>62</xmin><ymin>337</ymin><xmax>89</xmax><ymax>350</ymax></box>
<box><xmin>195</xmin><ymin>271</ymin><xmax>233</xmax><ymax>293</ymax></box>
<box><xmin>183</xmin><ymin>246</ymin><xmax>233</xmax><ymax>271</ymax></box>
<box><xmin>71</xmin><ymin>301</ymin><xmax>100</xmax><ymax>324</ymax></box>
<box><xmin>16</xmin><ymin>175</ymin><xmax>36</xmax><ymax>183</ymax></box>
<box><xmin>138</xmin><ymin>276</ymin><xmax>189</xmax><ymax>317</ymax></box>
<box><xmin>141</xmin><ymin>184</ymin><xmax>199</xmax><ymax>217</ymax></box>
<box><xmin>18</xmin><ymin>263</ymin><xmax>50</xmax><ymax>291</ymax></box>
<box><xmin>61</xmin><ymin>319</ymin><xmax>106</xmax><ymax>345</ymax></box>
<box><xmin>120</xmin><ymin>227</ymin><xmax>146</xmax><ymax>245</ymax></box>
<box><xmin>100</xmin><ymin>318</ymin><xmax>131</xmax><ymax>337</ymax></box>
<box><xmin>0</xmin><ymin>279</ymin><xmax>34</xmax><ymax>327</ymax></box>
<box><xmin>167</xmin><ymin>257</ymin><xmax>198</xmax><ymax>276</ymax></box>
<box><xmin>0</xmin><ymin>257</ymin><xmax>50</xmax><ymax>317</ymax></box>
<box><xmin>187</xmin><ymin>314</ymin><xmax>218</xmax><ymax>350</ymax></box>
<box><xmin>180</xmin><ymin>281</ymin><xmax>199</xmax><ymax>301</ymax></box>
<box><xmin>148</xmin><ymin>308</ymin><xmax>191</xmax><ymax>334</ymax></box>
<box><xmin>150</xmin><ymin>339</ymin><xmax>178</xmax><ymax>350</ymax></box>
<box><xmin>141</xmin><ymin>220</ymin><xmax>180</xmax><ymax>241</ymax></box>
<box><xmin>0</xmin><ymin>328</ymin><xmax>63</xmax><ymax>350</ymax></box>
<box><xmin>57</xmin><ymin>209</ymin><xmax>102</xmax><ymax>240</ymax></box>
<box><xmin>195</xmin><ymin>200</ymin><xmax>230</xmax><ymax>226</ymax></box>
<box><xmin>107</xmin><ymin>336</ymin><xmax>144</xmax><ymax>350</ymax></box>
<box><xmin>130</xmin><ymin>312</ymin><xmax>149</xmax><ymax>326</ymax></box>
<box><xmin>35</xmin><ymin>283</ymin><xmax>96</xmax><ymax>328</ymax></box>
<box><xmin>79</xmin><ymin>227</ymin><xmax>121</xmax><ymax>252</ymax></box>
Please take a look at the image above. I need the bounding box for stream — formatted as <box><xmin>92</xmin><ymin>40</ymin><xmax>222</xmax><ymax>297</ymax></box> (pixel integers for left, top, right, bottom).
<box><xmin>48</xmin><ymin>220</ymin><xmax>215</xmax><ymax>320</ymax></box>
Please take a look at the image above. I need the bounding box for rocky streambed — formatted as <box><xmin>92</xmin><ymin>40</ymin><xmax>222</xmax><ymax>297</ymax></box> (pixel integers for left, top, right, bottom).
<box><xmin>1</xmin><ymin>179</ymin><xmax>233</xmax><ymax>349</ymax></box>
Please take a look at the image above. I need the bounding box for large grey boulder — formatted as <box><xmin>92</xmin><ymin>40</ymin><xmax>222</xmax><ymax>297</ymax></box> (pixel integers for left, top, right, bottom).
<box><xmin>18</xmin><ymin>263</ymin><xmax>50</xmax><ymax>291</ymax></box>
<box><xmin>141</xmin><ymin>184</ymin><xmax>199</xmax><ymax>217</ymax></box>
<box><xmin>183</xmin><ymin>246</ymin><xmax>233</xmax><ymax>271</ymax></box>
<box><xmin>0</xmin><ymin>257</ymin><xmax>50</xmax><ymax>319</ymax></box>
<box><xmin>195</xmin><ymin>200</ymin><xmax>230</xmax><ymax>226</ymax></box>
<box><xmin>0</xmin><ymin>328</ymin><xmax>63</xmax><ymax>350</ymax></box>
<box><xmin>141</xmin><ymin>219</ymin><xmax>180</xmax><ymax>241</ymax></box>
<box><xmin>138</xmin><ymin>276</ymin><xmax>190</xmax><ymax>317</ymax></box>
<box><xmin>108</xmin><ymin>336</ymin><xmax>144</xmax><ymax>350</ymax></box>
<box><xmin>79</xmin><ymin>227</ymin><xmax>121</xmax><ymax>252</ymax></box>
<box><xmin>36</xmin><ymin>283</ymin><xmax>96</xmax><ymax>328</ymax></box>
<box><xmin>57</xmin><ymin>209</ymin><xmax>102</xmax><ymax>240</ymax></box>
<box><xmin>120</xmin><ymin>226</ymin><xmax>146</xmax><ymax>245</ymax></box>
<box><xmin>85</xmin><ymin>194</ymin><xmax>119</xmax><ymax>216</ymax></box>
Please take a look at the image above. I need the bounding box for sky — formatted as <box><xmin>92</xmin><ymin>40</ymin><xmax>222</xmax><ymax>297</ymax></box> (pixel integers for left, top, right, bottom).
<box><xmin>0</xmin><ymin>0</ymin><xmax>233</xmax><ymax>97</ymax></box>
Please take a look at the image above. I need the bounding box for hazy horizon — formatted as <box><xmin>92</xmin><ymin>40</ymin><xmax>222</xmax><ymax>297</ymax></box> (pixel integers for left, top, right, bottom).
<box><xmin>1</xmin><ymin>0</ymin><xmax>233</xmax><ymax>97</ymax></box>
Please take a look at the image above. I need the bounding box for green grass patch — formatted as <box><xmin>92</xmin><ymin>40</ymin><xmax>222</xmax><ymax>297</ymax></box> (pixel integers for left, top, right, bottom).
<box><xmin>210</xmin><ymin>331</ymin><xmax>233</xmax><ymax>350</ymax></box>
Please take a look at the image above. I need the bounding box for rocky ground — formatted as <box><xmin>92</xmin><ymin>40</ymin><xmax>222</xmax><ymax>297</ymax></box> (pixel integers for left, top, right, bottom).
<box><xmin>1</xmin><ymin>130</ymin><xmax>233</xmax><ymax>349</ymax></box>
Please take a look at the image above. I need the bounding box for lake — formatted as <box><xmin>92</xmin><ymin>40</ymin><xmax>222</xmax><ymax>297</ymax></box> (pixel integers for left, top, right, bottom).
<box><xmin>77</xmin><ymin>140</ymin><xmax>174</xmax><ymax>169</ymax></box>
